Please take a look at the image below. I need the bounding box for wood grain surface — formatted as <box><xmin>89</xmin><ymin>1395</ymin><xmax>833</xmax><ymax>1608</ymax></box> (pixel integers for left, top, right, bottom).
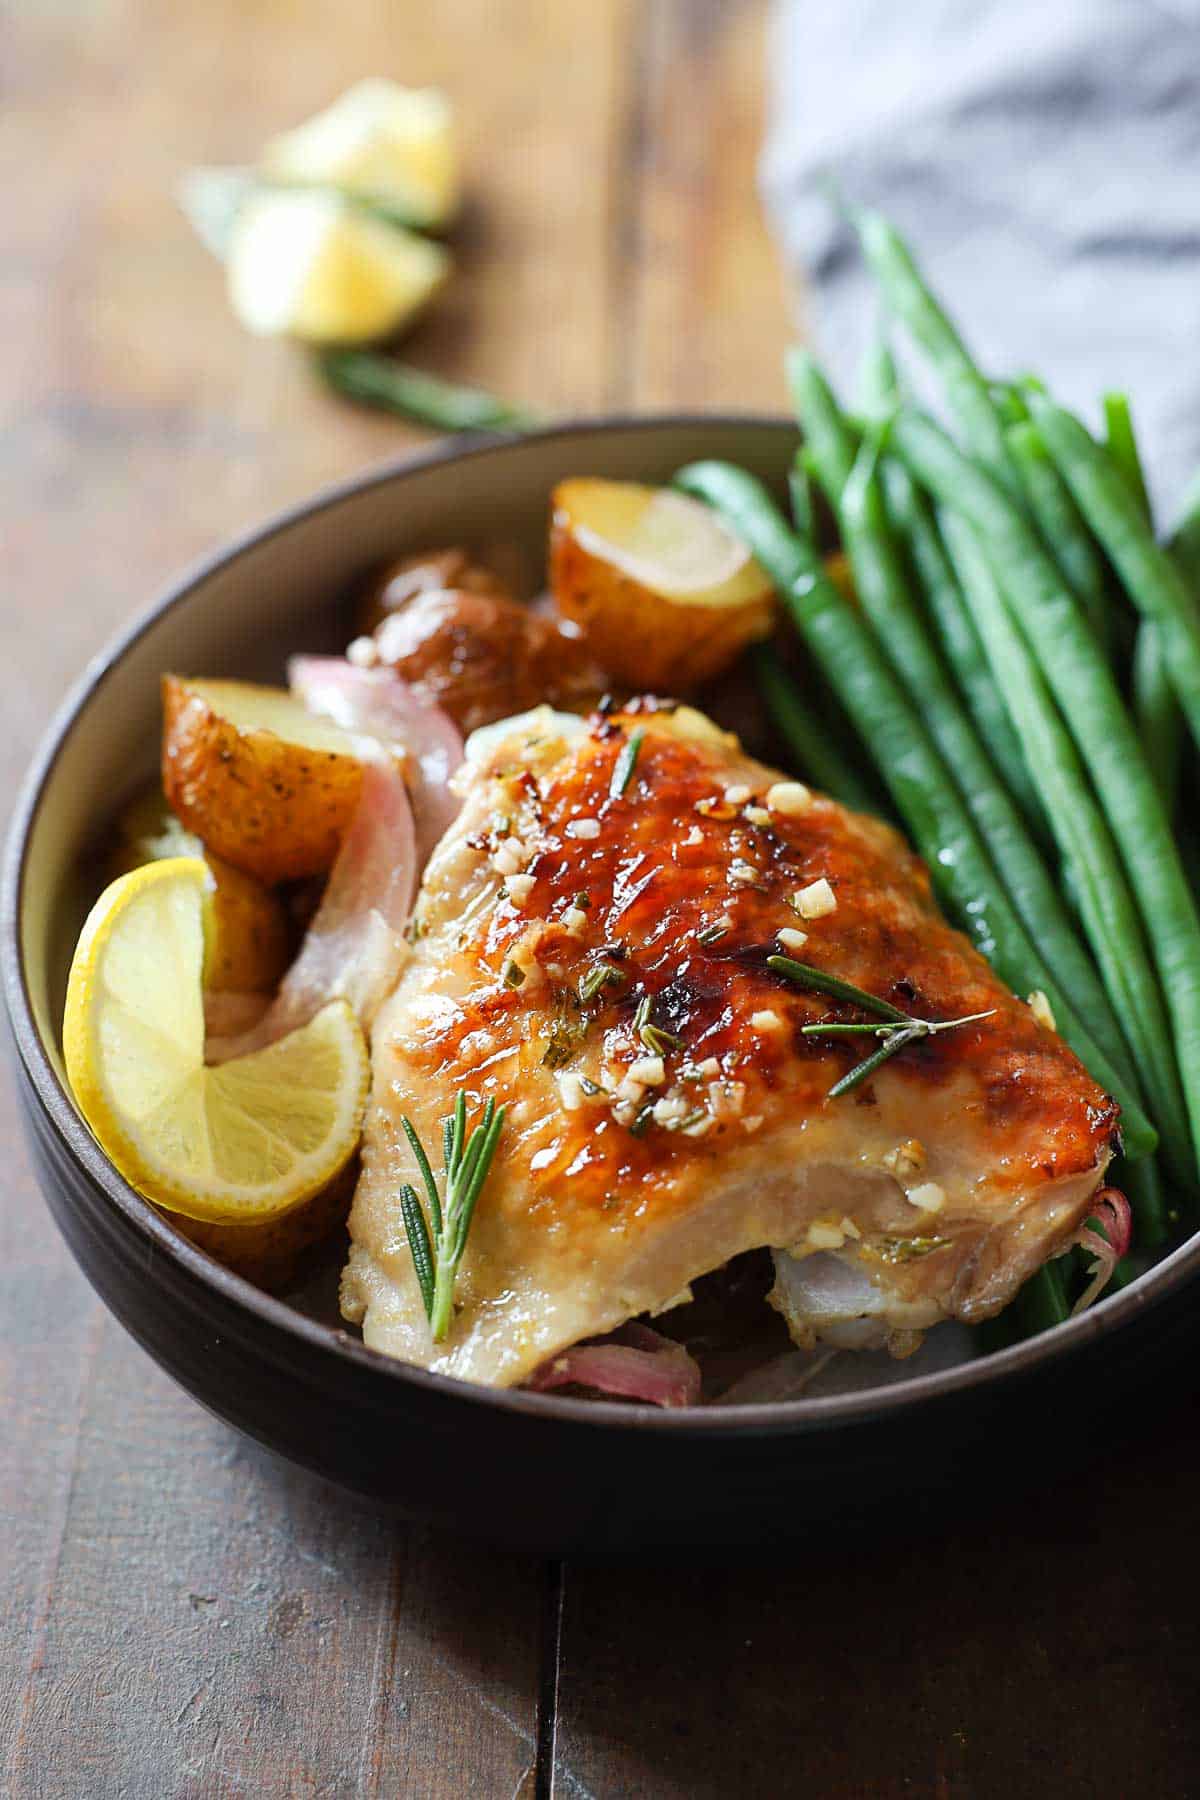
<box><xmin>3</xmin><ymin>2</ymin><xmax>1197</xmax><ymax>1797</ymax></box>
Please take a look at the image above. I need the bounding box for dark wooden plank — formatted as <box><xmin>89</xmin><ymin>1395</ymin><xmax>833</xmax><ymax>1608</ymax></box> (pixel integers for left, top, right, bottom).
<box><xmin>551</xmin><ymin>1393</ymin><xmax>1200</xmax><ymax>1799</ymax></box>
<box><xmin>1</xmin><ymin>0</ymin><xmax>640</xmax><ymax>1792</ymax></box>
<box><xmin>3</xmin><ymin>1333</ymin><xmax>544</xmax><ymax>1798</ymax></box>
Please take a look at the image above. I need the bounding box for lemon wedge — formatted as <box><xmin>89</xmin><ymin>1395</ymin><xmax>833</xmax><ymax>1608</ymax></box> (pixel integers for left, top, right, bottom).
<box><xmin>64</xmin><ymin>858</ymin><xmax>368</xmax><ymax>1223</ymax></box>
<box><xmin>226</xmin><ymin>189</ymin><xmax>449</xmax><ymax>345</ymax></box>
<box><xmin>260</xmin><ymin>79</ymin><xmax>461</xmax><ymax>229</ymax></box>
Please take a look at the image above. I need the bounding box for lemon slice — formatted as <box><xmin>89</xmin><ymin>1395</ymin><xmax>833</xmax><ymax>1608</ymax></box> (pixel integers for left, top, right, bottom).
<box><xmin>64</xmin><ymin>858</ymin><xmax>369</xmax><ymax>1223</ymax></box>
<box><xmin>260</xmin><ymin>79</ymin><xmax>460</xmax><ymax>229</ymax></box>
<box><xmin>563</xmin><ymin>481</ymin><xmax>766</xmax><ymax>604</ymax></box>
<box><xmin>227</xmin><ymin>189</ymin><xmax>450</xmax><ymax>345</ymax></box>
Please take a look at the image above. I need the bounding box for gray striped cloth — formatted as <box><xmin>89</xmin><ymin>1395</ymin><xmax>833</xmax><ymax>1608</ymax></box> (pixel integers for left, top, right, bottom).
<box><xmin>761</xmin><ymin>0</ymin><xmax>1200</xmax><ymax>519</ymax></box>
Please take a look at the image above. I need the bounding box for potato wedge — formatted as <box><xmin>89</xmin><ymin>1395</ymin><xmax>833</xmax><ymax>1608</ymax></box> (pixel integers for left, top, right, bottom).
<box><xmin>549</xmin><ymin>479</ymin><xmax>776</xmax><ymax>692</ymax></box>
<box><xmin>162</xmin><ymin>677</ymin><xmax>376</xmax><ymax>883</ymax></box>
<box><xmin>110</xmin><ymin>785</ymin><xmax>291</xmax><ymax>992</ymax></box>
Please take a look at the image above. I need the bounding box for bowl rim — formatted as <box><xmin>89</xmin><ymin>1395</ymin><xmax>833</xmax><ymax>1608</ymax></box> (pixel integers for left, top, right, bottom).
<box><xmin>4</xmin><ymin>409</ymin><xmax>1196</xmax><ymax>1436</ymax></box>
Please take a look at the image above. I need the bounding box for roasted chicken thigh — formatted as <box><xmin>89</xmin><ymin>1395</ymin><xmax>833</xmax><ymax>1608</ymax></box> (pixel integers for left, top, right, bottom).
<box><xmin>340</xmin><ymin>704</ymin><xmax>1118</xmax><ymax>1387</ymax></box>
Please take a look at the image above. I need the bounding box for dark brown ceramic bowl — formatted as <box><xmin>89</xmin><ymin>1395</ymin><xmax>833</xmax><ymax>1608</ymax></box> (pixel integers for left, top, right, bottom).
<box><xmin>6</xmin><ymin>417</ymin><xmax>1200</xmax><ymax>1553</ymax></box>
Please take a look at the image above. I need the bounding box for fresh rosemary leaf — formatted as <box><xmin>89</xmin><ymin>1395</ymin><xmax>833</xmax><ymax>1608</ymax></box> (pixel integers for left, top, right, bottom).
<box><xmin>827</xmin><ymin>1023</ymin><xmax>921</xmax><ymax>1098</ymax></box>
<box><xmin>766</xmin><ymin>954</ymin><xmax>909</xmax><ymax>1022</ymax></box>
<box><xmin>610</xmin><ymin>728</ymin><xmax>645</xmax><ymax>798</ymax></box>
<box><xmin>579</xmin><ymin>961</ymin><xmax>625</xmax><ymax>1003</ymax></box>
<box><xmin>399</xmin><ymin>1183</ymin><xmax>436</xmax><ymax>1319</ymax></box>
<box><xmin>400</xmin><ymin>1097</ymin><xmax>506</xmax><ymax>1343</ymax></box>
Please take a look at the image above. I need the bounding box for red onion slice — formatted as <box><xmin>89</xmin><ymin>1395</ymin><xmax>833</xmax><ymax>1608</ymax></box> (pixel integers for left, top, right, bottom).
<box><xmin>207</xmin><ymin>758</ymin><xmax>416</xmax><ymax>1060</ymax></box>
<box><xmin>289</xmin><ymin>656</ymin><xmax>463</xmax><ymax>865</ymax></box>
<box><xmin>1070</xmin><ymin>1186</ymin><xmax>1133</xmax><ymax>1315</ymax></box>
<box><xmin>527</xmin><ymin>1323</ymin><xmax>702</xmax><ymax>1408</ymax></box>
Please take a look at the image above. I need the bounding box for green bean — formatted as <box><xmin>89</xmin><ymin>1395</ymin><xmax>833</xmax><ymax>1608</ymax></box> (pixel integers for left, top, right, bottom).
<box><xmin>1132</xmin><ymin>624</ymin><xmax>1183</xmax><ymax>816</ymax></box>
<box><xmin>888</xmin><ymin>409</ymin><xmax>1200</xmax><ymax>1171</ymax></box>
<box><xmin>317</xmin><ymin>349</ymin><xmax>538</xmax><ymax>433</ymax></box>
<box><xmin>1007</xmin><ymin>421</ymin><xmax>1109</xmax><ymax>646</ymax></box>
<box><xmin>1100</xmin><ymin>394</ymin><xmax>1182</xmax><ymax>813</ymax></box>
<box><xmin>1103</xmin><ymin>392</ymin><xmax>1153</xmax><ymax>520</ymax></box>
<box><xmin>787</xmin><ymin>363</ymin><xmax>1134</xmax><ymax>1088</ymax></box>
<box><xmin>854</xmin><ymin>210</ymin><xmax>1020</xmax><ymax>497</ymax></box>
<box><xmin>879</xmin><ymin>459</ymin><xmax>1052</xmax><ymax>848</ymax></box>
<box><xmin>976</xmin><ymin>1262</ymin><xmax>1071</xmax><ymax>1351</ymax></box>
<box><xmin>856</xmin><ymin>333</ymin><xmax>901</xmax><ymax>419</ymax></box>
<box><xmin>937</xmin><ymin>510</ymin><xmax>1173</xmax><ymax>1213</ymax></box>
<box><xmin>752</xmin><ymin>646</ymin><xmax>884</xmax><ymax>816</ymax></box>
<box><xmin>672</xmin><ymin>458</ymin><xmax>1157</xmax><ymax>1159</ymax></box>
<box><xmin>789</xmin><ymin>462</ymin><xmax>815</xmax><ymax>538</ymax></box>
<box><xmin>1028</xmin><ymin>397</ymin><xmax>1200</xmax><ymax>761</ymax></box>
<box><xmin>788</xmin><ymin>349</ymin><xmax>856</xmax><ymax>496</ymax></box>
<box><xmin>856</xmin><ymin>344</ymin><xmax>1051</xmax><ymax>842</ymax></box>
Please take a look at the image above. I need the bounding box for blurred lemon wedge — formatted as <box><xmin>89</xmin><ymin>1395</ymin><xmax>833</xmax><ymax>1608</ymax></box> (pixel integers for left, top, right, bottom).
<box><xmin>227</xmin><ymin>188</ymin><xmax>449</xmax><ymax>344</ymax></box>
<box><xmin>260</xmin><ymin>79</ymin><xmax>461</xmax><ymax>229</ymax></box>
<box><xmin>64</xmin><ymin>858</ymin><xmax>368</xmax><ymax>1223</ymax></box>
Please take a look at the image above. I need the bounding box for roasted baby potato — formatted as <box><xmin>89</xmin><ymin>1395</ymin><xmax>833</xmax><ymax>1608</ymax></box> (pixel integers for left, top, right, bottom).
<box><xmin>357</xmin><ymin>545</ymin><xmax>513</xmax><ymax>636</ymax></box>
<box><xmin>371</xmin><ymin>586</ymin><xmax>606</xmax><ymax>733</ymax></box>
<box><xmin>162</xmin><ymin>677</ymin><xmax>375</xmax><ymax>884</ymax></box>
<box><xmin>166</xmin><ymin>1157</ymin><xmax>359</xmax><ymax>1293</ymax></box>
<box><xmin>110</xmin><ymin>785</ymin><xmax>291</xmax><ymax>992</ymax></box>
<box><xmin>549</xmin><ymin>479</ymin><xmax>776</xmax><ymax>692</ymax></box>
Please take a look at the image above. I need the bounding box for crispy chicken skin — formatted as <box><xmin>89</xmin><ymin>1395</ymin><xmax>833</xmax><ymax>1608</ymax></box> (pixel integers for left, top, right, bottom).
<box><xmin>340</xmin><ymin>705</ymin><xmax>1118</xmax><ymax>1387</ymax></box>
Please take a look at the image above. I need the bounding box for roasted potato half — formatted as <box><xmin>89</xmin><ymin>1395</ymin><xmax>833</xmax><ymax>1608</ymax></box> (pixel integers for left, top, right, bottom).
<box><xmin>162</xmin><ymin>677</ymin><xmax>376</xmax><ymax>884</ymax></box>
<box><xmin>110</xmin><ymin>785</ymin><xmax>291</xmax><ymax>993</ymax></box>
<box><xmin>549</xmin><ymin>479</ymin><xmax>776</xmax><ymax>692</ymax></box>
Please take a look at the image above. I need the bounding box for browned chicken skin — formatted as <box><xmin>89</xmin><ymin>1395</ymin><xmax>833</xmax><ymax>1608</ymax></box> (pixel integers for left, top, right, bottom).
<box><xmin>341</xmin><ymin>705</ymin><xmax>1117</xmax><ymax>1387</ymax></box>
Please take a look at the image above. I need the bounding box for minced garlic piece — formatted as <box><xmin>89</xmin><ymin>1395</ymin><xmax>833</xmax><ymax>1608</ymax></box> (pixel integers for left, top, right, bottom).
<box><xmin>724</xmin><ymin>784</ymin><xmax>751</xmax><ymax>805</ymax></box>
<box><xmin>745</xmin><ymin>805</ymin><xmax>771</xmax><ymax>827</ymax></box>
<box><xmin>742</xmin><ymin>1114</ymin><xmax>764</xmax><ymax>1133</ymax></box>
<box><xmin>777</xmin><ymin>926</ymin><xmax>808</xmax><ymax>953</ymax></box>
<box><xmin>558</xmin><ymin>1072</ymin><xmax>586</xmax><ymax>1112</ymax></box>
<box><xmin>566</xmin><ymin>817</ymin><xmax>601</xmax><ymax>840</ymax></box>
<box><xmin>615</xmin><ymin>1075</ymin><xmax>647</xmax><ymax>1106</ymax></box>
<box><xmin>505</xmin><ymin>872</ymin><xmax>535</xmax><ymax>905</ymax></box>
<box><xmin>767</xmin><ymin>781</ymin><xmax>813</xmax><ymax>817</ymax></box>
<box><xmin>684</xmin><ymin>824</ymin><xmax>704</xmax><ymax>846</ymax></box>
<box><xmin>709</xmin><ymin>1079</ymin><xmax>746</xmax><ymax>1120</ymax></box>
<box><xmin>839</xmin><ymin>1216</ymin><xmax>861</xmax><ymax>1240</ymax></box>
<box><xmin>562</xmin><ymin>905</ymin><xmax>588</xmax><ymax>936</ymax></box>
<box><xmin>807</xmin><ymin>1220</ymin><xmax>845</xmax><ymax>1250</ymax></box>
<box><xmin>907</xmin><ymin>1181</ymin><xmax>946</xmax><ymax>1214</ymax></box>
<box><xmin>794</xmin><ymin>878</ymin><xmax>836</xmax><ymax>919</ymax></box>
<box><xmin>729</xmin><ymin>859</ymin><xmax>760</xmax><ymax>888</ymax></box>
<box><xmin>1028</xmin><ymin>989</ymin><xmax>1057</xmax><ymax>1031</ymax></box>
<box><xmin>628</xmin><ymin>1054</ymin><xmax>666</xmax><ymax>1087</ymax></box>
<box><xmin>346</xmin><ymin>634</ymin><xmax>380</xmax><ymax>668</ymax></box>
<box><xmin>695</xmin><ymin>1056</ymin><xmax>721</xmax><ymax>1079</ymax></box>
<box><xmin>750</xmin><ymin>1009</ymin><xmax>784</xmax><ymax>1033</ymax></box>
<box><xmin>492</xmin><ymin>836</ymin><xmax>532</xmax><ymax>877</ymax></box>
<box><xmin>884</xmin><ymin>1138</ymin><xmax>926</xmax><ymax>1178</ymax></box>
<box><xmin>651</xmin><ymin>1095</ymin><xmax>692</xmax><ymax>1128</ymax></box>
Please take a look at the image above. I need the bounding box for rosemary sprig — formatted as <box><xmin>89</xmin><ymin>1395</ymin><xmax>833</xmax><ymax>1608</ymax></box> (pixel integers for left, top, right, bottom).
<box><xmin>579</xmin><ymin>961</ymin><xmax>626</xmax><ymax>1003</ymax></box>
<box><xmin>399</xmin><ymin>1095</ymin><xmax>506</xmax><ymax>1342</ymax></box>
<box><xmin>610</xmin><ymin>729</ymin><xmax>645</xmax><ymax>798</ymax></box>
<box><xmin>632</xmin><ymin>993</ymin><xmax>683</xmax><ymax>1056</ymax></box>
<box><xmin>766</xmin><ymin>953</ymin><xmax>995</xmax><ymax>1097</ymax></box>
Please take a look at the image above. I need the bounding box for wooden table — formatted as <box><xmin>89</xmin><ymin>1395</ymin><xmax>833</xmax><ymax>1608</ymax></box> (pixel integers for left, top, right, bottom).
<box><xmin>4</xmin><ymin>3</ymin><xmax>1200</xmax><ymax>1794</ymax></box>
